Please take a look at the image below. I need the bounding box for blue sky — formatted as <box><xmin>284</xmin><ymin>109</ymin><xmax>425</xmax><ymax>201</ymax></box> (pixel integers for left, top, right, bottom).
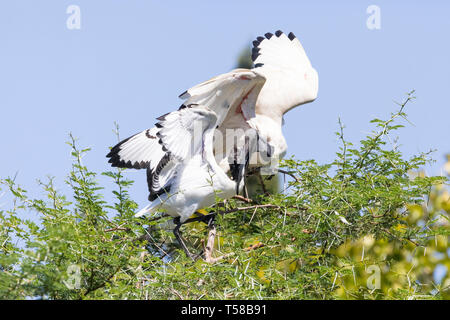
<box><xmin>0</xmin><ymin>0</ymin><xmax>449</xmax><ymax>208</ymax></box>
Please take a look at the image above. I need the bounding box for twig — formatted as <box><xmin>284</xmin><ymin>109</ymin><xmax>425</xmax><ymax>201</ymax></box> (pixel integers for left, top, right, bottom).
<box><xmin>203</xmin><ymin>225</ymin><xmax>217</xmax><ymax>264</ymax></box>
<box><xmin>147</xmin><ymin>213</ymin><xmax>169</xmax><ymax>222</ymax></box>
<box><xmin>232</xmin><ymin>195</ymin><xmax>253</xmax><ymax>203</ymax></box>
<box><xmin>383</xmin><ymin>228</ymin><xmax>420</xmax><ymax>247</ymax></box>
<box><xmin>221</xmin><ymin>203</ymin><xmax>307</xmax><ymax>216</ymax></box>
<box><xmin>104</xmin><ymin>227</ymin><xmax>130</xmax><ymax>233</ymax></box>
<box><xmin>243</xmin><ymin>242</ymin><xmax>265</xmax><ymax>251</ymax></box>
<box><xmin>169</xmin><ymin>288</ymin><xmax>185</xmax><ymax>300</ymax></box>
<box><xmin>221</xmin><ymin>204</ymin><xmax>279</xmax><ymax>215</ymax></box>
<box><xmin>204</xmin><ymin>252</ymin><xmax>234</xmax><ymax>264</ymax></box>
<box><xmin>277</xmin><ymin>169</ymin><xmax>301</xmax><ymax>183</ymax></box>
<box><xmin>248</xmin><ymin>206</ymin><xmax>258</xmax><ymax>225</ymax></box>
<box><xmin>354</xmin><ymin>92</ymin><xmax>415</xmax><ymax>172</ymax></box>
<box><xmin>204</xmin><ymin>242</ymin><xmax>265</xmax><ymax>264</ymax></box>
<box><xmin>83</xmin><ymin>266</ymin><xmax>120</xmax><ymax>298</ymax></box>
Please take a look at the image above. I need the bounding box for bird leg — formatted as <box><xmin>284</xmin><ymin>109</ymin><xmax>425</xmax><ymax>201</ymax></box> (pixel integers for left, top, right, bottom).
<box><xmin>172</xmin><ymin>214</ymin><xmax>217</xmax><ymax>260</ymax></box>
<box><xmin>257</xmin><ymin>171</ymin><xmax>268</xmax><ymax>195</ymax></box>
<box><xmin>173</xmin><ymin>217</ymin><xmax>196</xmax><ymax>260</ymax></box>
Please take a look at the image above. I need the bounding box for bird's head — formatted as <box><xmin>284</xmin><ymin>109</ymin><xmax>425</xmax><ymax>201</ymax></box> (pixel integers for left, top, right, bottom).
<box><xmin>229</xmin><ymin>128</ymin><xmax>275</xmax><ymax>195</ymax></box>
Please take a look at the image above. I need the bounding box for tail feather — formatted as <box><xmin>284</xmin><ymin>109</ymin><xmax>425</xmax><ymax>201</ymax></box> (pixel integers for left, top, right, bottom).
<box><xmin>135</xmin><ymin>201</ymin><xmax>160</xmax><ymax>218</ymax></box>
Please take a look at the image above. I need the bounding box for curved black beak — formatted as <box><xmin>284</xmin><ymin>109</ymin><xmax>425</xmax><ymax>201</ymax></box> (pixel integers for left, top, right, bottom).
<box><xmin>230</xmin><ymin>136</ymin><xmax>251</xmax><ymax>195</ymax></box>
<box><xmin>229</xmin><ymin>130</ymin><xmax>274</xmax><ymax>195</ymax></box>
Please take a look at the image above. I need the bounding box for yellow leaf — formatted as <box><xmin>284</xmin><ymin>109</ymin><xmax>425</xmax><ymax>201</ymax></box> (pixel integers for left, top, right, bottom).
<box><xmin>394</xmin><ymin>224</ymin><xmax>407</xmax><ymax>233</ymax></box>
<box><xmin>407</xmin><ymin>204</ymin><xmax>423</xmax><ymax>222</ymax></box>
<box><xmin>435</xmin><ymin>235</ymin><xmax>448</xmax><ymax>251</ymax></box>
<box><xmin>188</xmin><ymin>209</ymin><xmax>208</xmax><ymax>219</ymax></box>
<box><xmin>256</xmin><ymin>268</ymin><xmax>270</xmax><ymax>285</ymax></box>
<box><xmin>439</xmin><ymin>191</ymin><xmax>450</xmax><ymax>212</ymax></box>
<box><xmin>362</xmin><ymin>235</ymin><xmax>375</xmax><ymax>248</ymax></box>
<box><xmin>276</xmin><ymin>258</ymin><xmax>299</xmax><ymax>273</ymax></box>
<box><xmin>196</xmin><ymin>209</ymin><xmax>209</xmax><ymax>215</ymax></box>
<box><xmin>444</xmin><ymin>154</ymin><xmax>450</xmax><ymax>175</ymax></box>
<box><xmin>285</xmin><ymin>245</ymin><xmax>295</xmax><ymax>253</ymax></box>
<box><xmin>244</xmin><ymin>238</ymin><xmax>261</xmax><ymax>248</ymax></box>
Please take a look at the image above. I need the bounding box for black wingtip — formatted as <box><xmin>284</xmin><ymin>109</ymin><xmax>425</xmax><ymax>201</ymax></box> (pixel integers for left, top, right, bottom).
<box><xmin>275</xmin><ymin>30</ymin><xmax>283</xmax><ymax>37</ymax></box>
<box><xmin>156</xmin><ymin>112</ymin><xmax>170</xmax><ymax>121</ymax></box>
<box><xmin>106</xmin><ymin>132</ymin><xmax>152</xmax><ymax>170</ymax></box>
<box><xmin>157</xmin><ymin>136</ymin><xmax>168</xmax><ymax>152</ymax></box>
<box><xmin>251</xmin><ymin>47</ymin><xmax>260</xmax><ymax>61</ymax></box>
<box><xmin>107</xmin><ymin>154</ymin><xmax>149</xmax><ymax>169</ymax></box>
<box><xmin>106</xmin><ymin>135</ymin><xmax>133</xmax><ymax>160</ymax></box>
<box><xmin>264</xmin><ymin>32</ymin><xmax>273</xmax><ymax>39</ymax></box>
<box><xmin>178</xmin><ymin>90</ymin><xmax>188</xmax><ymax>99</ymax></box>
<box><xmin>288</xmin><ymin>32</ymin><xmax>296</xmax><ymax>41</ymax></box>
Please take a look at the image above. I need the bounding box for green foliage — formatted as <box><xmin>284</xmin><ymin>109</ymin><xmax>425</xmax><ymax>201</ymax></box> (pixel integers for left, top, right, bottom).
<box><xmin>0</xmin><ymin>93</ymin><xmax>448</xmax><ymax>299</ymax></box>
<box><xmin>0</xmin><ymin>135</ymin><xmax>146</xmax><ymax>299</ymax></box>
<box><xmin>236</xmin><ymin>46</ymin><xmax>253</xmax><ymax>70</ymax></box>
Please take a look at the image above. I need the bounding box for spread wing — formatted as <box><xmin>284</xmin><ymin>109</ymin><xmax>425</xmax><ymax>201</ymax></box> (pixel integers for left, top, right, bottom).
<box><xmin>251</xmin><ymin>30</ymin><xmax>319</xmax><ymax>120</ymax></box>
<box><xmin>145</xmin><ymin>106</ymin><xmax>217</xmax><ymax>201</ymax></box>
<box><xmin>107</xmin><ymin>30</ymin><xmax>318</xmax><ymax>179</ymax></box>
<box><xmin>179</xmin><ymin>69</ymin><xmax>266</xmax><ymax>125</ymax></box>
<box><xmin>106</xmin><ymin>127</ymin><xmax>164</xmax><ymax>169</ymax></box>
<box><xmin>155</xmin><ymin>105</ymin><xmax>217</xmax><ymax>161</ymax></box>
<box><xmin>107</xmin><ymin>70</ymin><xmax>266</xmax><ymax>172</ymax></box>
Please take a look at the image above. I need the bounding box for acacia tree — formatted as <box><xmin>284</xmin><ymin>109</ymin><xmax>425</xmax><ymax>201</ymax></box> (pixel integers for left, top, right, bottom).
<box><xmin>0</xmin><ymin>92</ymin><xmax>448</xmax><ymax>299</ymax></box>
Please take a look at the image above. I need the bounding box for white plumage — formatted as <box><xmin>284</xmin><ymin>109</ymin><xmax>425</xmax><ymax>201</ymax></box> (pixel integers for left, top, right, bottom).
<box><xmin>133</xmin><ymin>105</ymin><xmax>238</xmax><ymax>222</ymax></box>
<box><xmin>107</xmin><ymin>30</ymin><xmax>318</xmax><ymax>177</ymax></box>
